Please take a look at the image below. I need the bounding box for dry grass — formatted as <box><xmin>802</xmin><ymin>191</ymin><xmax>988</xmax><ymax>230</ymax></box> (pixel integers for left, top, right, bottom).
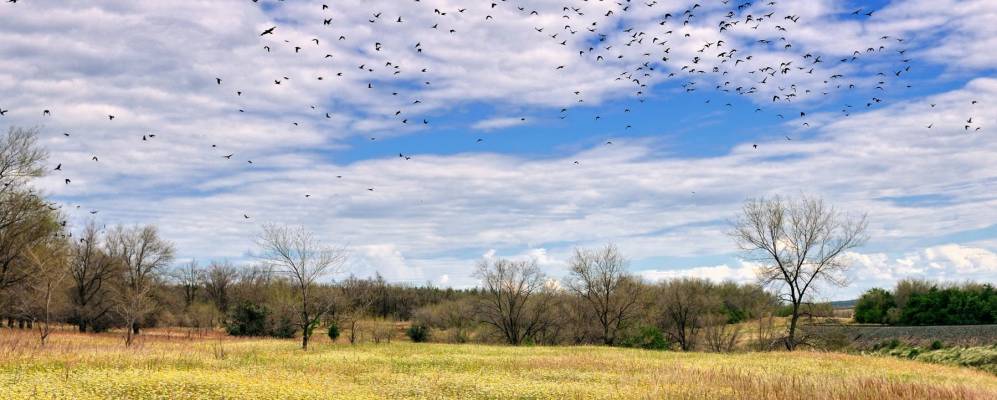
<box><xmin>0</xmin><ymin>328</ymin><xmax>995</xmax><ymax>399</ymax></box>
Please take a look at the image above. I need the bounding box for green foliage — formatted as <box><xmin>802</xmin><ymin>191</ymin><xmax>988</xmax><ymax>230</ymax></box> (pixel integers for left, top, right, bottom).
<box><xmin>857</xmin><ymin>282</ymin><xmax>996</xmax><ymax>326</ymax></box>
<box><xmin>225</xmin><ymin>302</ymin><xmax>298</xmax><ymax>338</ymax></box>
<box><xmin>327</xmin><ymin>322</ymin><xmax>341</xmax><ymax>341</ymax></box>
<box><xmin>618</xmin><ymin>325</ymin><xmax>670</xmax><ymax>350</ymax></box>
<box><xmin>226</xmin><ymin>302</ymin><xmax>270</xmax><ymax>336</ymax></box>
<box><xmin>855</xmin><ymin>288</ymin><xmax>896</xmax><ymax>324</ymax></box>
<box><xmin>873</xmin><ymin>341</ymin><xmax>997</xmax><ymax>375</ymax></box>
<box><xmin>899</xmin><ymin>284</ymin><xmax>996</xmax><ymax>326</ymax></box>
<box><xmin>406</xmin><ymin>324</ymin><xmax>431</xmax><ymax>343</ymax></box>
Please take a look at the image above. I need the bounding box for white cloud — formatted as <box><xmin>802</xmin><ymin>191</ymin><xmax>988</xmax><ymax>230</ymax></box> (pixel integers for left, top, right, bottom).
<box><xmin>639</xmin><ymin>262</ymin><xmax>760</xmax><ymax>284</ymax></box>
<box><xmin>471</xmin><ymin>117</ymin><xmax>526</xmax><ymax>131</ymax></box>
<box><xmin>845</xmin><ymin>244</ymin><xmax>997</xmax><ymax>293</ymax></box>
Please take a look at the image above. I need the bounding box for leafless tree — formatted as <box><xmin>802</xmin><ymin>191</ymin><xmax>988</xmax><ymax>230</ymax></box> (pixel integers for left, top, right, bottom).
<box><xmin>730</xmin><ymin>195</ymin><xmax>867</xmax><ymax>350</ymax></box>
<box><xmin>1</xmin><ymin>127</ymin><xmax>55</xmax><ymax>293</ymax></box>
<box><xmin>564</xmin><ymin>244</ymin><xmax>641</xmax><ymax>345</ymax></box>
<box><xmin>107</xmin><ymin>225</ymin><xmax>175</xmax><ymax>346</ymax></box>
<box><xmin>23</xmin><ymin>234</ymin><xmax>70</xmax><ymax>346</ymax></box>
<box><xmin>203</xmin><ymin>261</ymin><xmax>238</xmax><ymax>313</ymax></box>
<box><xmin>69</xmin><ymin>222</ymin><xmax>118</xmax><ymax>332</ymax></box>
<box><xmin>656</xmin><ymin>277</ymin><xmax>715</xmax><ymax>351</ymax></box>
<box><xmin>257</xmin><ymin>223</ymin><xmax>347</xmax><ymax>350</ymax></box>
<box><xmin>337</xmin><ymin>275</ymin><xmax>376</xmax><ymax>345</ymax></box>
<box><xmin>172</xmin><ymin>260</ymin><xmax>202</xmax><ymax>310</ymax></box>
<box><xmin>0</xmin><ymin>127</ymin><xmax>47</xmax><ymax>195</ymax></box>
<box><xmin>702</xmin><ymin>313</ymin><xmax>741</xmax><ymax>353</ymax></box>
<box><xmin>474</xmin><ymin>257</ymin><xmax>554</xmax><ymax>345</ymax></box>
<box><xmin>0</xmin><ymin>190</ymin><xmax>59</xmax><ymax>293</ymax></box>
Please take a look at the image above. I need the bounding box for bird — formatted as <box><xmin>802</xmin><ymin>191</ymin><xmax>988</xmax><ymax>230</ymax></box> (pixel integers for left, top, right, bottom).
<box><xmin>260</xmin><ymin>26</ymin><xmax>275</xmax><ymax>36</ymax></box>
<box><xmin>223</xmin><ymin>154</ymin><xmax>234</xmax><ymax>159</ymax></box>
<box><xmin>54</xmin><ymin>163</ymin><xmax>62</xmax><ymax>171</ymax></box>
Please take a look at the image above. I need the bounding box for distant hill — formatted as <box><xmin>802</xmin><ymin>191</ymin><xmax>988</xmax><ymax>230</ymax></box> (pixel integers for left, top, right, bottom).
<box><xmin>829</xmin><ymin>299</ymin><xmax>858</xmax><ymax>309</ymax></box>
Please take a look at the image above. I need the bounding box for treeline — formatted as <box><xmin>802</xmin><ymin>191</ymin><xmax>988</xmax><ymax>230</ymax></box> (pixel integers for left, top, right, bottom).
<box><xmin>854</xmin><ymin>280</ymin><xmax>997</xmax><ymax>325</ymax></box>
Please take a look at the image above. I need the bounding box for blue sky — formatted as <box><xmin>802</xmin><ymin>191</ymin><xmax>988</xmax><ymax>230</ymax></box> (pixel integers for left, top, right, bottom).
<box><xmin>1</xmin><ymin>0</ymin><xmax>995</xmax><ymax>299</ymax></box>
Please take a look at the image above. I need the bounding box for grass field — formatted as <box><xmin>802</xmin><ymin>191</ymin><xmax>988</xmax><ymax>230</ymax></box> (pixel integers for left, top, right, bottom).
<box><xmin>1</xmin><ymin>329</ymin><xmax>996</xmax><ymax>399</ymax></box>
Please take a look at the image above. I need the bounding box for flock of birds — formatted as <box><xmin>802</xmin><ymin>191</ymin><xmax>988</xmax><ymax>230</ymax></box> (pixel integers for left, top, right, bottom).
<box><xmin>1</xmin><ymin>0</ymin><xmax>986</xmax><ymax>225</ymax></box>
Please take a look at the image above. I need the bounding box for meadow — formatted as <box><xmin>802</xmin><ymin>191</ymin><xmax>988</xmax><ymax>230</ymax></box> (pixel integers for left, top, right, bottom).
<box><xmin>1</xmin><ymin>329</ymin><xmax>996</xmax><ymax>399</ymax></box>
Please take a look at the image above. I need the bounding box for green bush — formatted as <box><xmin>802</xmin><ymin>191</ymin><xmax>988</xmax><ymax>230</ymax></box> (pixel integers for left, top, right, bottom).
<box><xmin>930</xmin><ymin>340</ymin><xmax>944</xmax><ymax>350</ymax></box>
<box><xmin>900</xmin><ymin>285</ymin><xmax>996</xmax><ymax>325</ymax></box>
<box><xmin>327</xmin><ymin>322</ymin><xmax>340</xmax><ymax>341</ymax></box>
<box><xmin>854</xmin><ymin>288</ymin><xmax>895</xmax><ymax>324</ymax></box>
<box><xmin>406</xmin><ymin>324</ymin><xmax>430</xmax><ymax>343</ymax></box>
<box><xmin>619</xmin><ymin>325</ymin><xmax>670</xmax><ymax>350</ymax></box>
<box><xmin>226</xmin><ymin>302</ymin><xmax>270</xmax><ymax>336</ymax></box>
<box><xmin>271</xmin><ymin>315</ymin><xmax>298</xmax><ymax>339</ymax></box>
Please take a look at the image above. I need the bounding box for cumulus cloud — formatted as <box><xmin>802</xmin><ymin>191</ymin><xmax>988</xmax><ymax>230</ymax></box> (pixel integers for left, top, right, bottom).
<box><xmin>639</xmin><ymin>262</ymin><xmax>760</xmax><ymax>284</ymax></box>
<box><xmin>845</xmin><ymin>244</ymin><xmax>997</xmax><ymax>292</ymax></box>
<box><xmin>472</xmin><ymin>117</ymin><xmax>527</xmax><ymax>130</ymax></box>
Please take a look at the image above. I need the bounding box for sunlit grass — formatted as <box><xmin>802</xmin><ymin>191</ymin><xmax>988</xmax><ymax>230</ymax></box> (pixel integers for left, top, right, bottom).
<box><xmin>1</xmin><ymin>329</ymin><xmax>995</xmax><ymax>399</ymax></box>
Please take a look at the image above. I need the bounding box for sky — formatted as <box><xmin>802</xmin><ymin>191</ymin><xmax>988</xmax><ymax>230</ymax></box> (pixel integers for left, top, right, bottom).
<box><xmin>0</xmin><ymin>0</ymin><xmax>994</xmax><ymax>300</ymax></box>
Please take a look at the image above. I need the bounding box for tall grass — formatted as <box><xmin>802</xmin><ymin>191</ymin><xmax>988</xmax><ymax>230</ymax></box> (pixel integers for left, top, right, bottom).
<box><xmin>0</xmin><ymin>328</ymin><xmax>995</xmax><ymax>399</ymax></box>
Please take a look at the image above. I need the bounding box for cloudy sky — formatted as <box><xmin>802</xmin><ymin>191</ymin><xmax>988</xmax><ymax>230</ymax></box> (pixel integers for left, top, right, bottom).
<box><xmin>1</xmin><ymin>0</ymin><xmax>994</xmax><ymax>299</ymax></box>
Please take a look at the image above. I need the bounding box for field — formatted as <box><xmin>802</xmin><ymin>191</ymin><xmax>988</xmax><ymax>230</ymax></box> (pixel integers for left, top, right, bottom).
<box><xmin>1</xmin><ymin>330</ymin><xmax>996</xmax><ymax>399</ymax></box>
<box><xmin>806</xmin><ymin>324</ymin><xmax>997</xmax><ymax>348</ymax></box>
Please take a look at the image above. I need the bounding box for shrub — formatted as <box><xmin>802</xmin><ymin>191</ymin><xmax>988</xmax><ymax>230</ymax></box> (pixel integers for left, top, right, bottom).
<box><xmin>855</xmin><ymin>288</ymin><xmax>895</xmax><ymax>324</ymax></box>
<box><xmin>406</xmin><ymin>324</ymin><xmax>430</xmax><ymax>343</ymax></box>
<box><xmin>327</xmin><ymin>322</ymin><xmax>340</xmax><ymax>341</ymax></box>
<box><xmin>271</xmin><ymin>315</ymin><xmax>298</xmax><ymax>339</ymax></box>
<box><xmin>930</xmin><ymin>340</ymin><xmax>944</xmax><ymax>350</ymax></box>
<box><xmin>226</xmin><ymin>302</ymin><xmax>270</xmax><ymax>336</ymax></box>
<box><xmin>619</xmin><ymin>325</ymin><xmax>670</xmax><ymax>350</ymax></box>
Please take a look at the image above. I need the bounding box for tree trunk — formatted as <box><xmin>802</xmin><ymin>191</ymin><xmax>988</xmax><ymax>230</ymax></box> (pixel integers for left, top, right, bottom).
<box><xmin>78</xmin><ymin>320</ymin><xmax>87</xmax><ymax>333</ymax></box>
<box><xmin>132</xmin><ymin>322</ymin><xmax>140</xmax><ymax>335</ymax></box>
<box><xmin>786</xmin><ymin>303</ymin><xmax>800</xmax><ymax>351</ymax></box>
<box><xmin>302</xmin><ymin>331</ymin><xmax>310</xmax><ymax>350</ymax></box>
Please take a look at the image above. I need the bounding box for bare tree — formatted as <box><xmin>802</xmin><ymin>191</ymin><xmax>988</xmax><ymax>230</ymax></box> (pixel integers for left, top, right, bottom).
<box><xmin>338</xmin><ymin>275</ymin><xmax>375</xmax><ymax>345</ymax></box>
<box><xmin>474</xmin><ymin>258</ymin><xmax>553</xmax><ymax>345</ymax></box>
<box><xmin>702</xmin><ymin>314</ymin><xmax>741</xmax><ymax>353</ymax></box>
<box><xmin>564</xmin><ymin>244</ymin><xmax>641</xmax><ymax>345</ymax></box>
<box><xmin>203</xmin><ymin>261</ymin><xmax>239</xmax><ymax>313</ymax></box>
<box><xmin>0</xmin><ymin>191</ymin><xmax>60</xmax><ymax>292</ymax></box>
<box><xmin>69</xmin><ymin>222</ymin><xmax>118</xmax><ymax>332</ymax></box>
<box><xmin>257</xmin><ymin>224</ymin><xmax>347</xmax><ymax>350</ymax></box>
<box><xmin>656</xmin><ymin>277</ymin><xmax>715</xmax><ymax>351</ymax></box>
<box><xmin>107</xmin><ymin>225</ymin><xmax>175</xmax><ymax>346</ymax></box>
<box><xmin>23</xmin><ymin>234</ymin><xmax>70</xmax><ymax>346</ymax></box>
<box><xmin>0</xmin><ymin>127</ymin><xmax>47</xmax><ymax>195</ymax></box>
<box><xmin>172</xmin><ymin>260</ymin><xmax>202</xmax><ymax>310</ymax></box>
<box><xmin>730</xmin><ymin>195</ymin><xmax>867</xmax><ymax>350</ymax></box>
<box><xmin>1</xmin><ymin>128</ymin><xmax>56</xmax><ymax>294</ymax></box>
